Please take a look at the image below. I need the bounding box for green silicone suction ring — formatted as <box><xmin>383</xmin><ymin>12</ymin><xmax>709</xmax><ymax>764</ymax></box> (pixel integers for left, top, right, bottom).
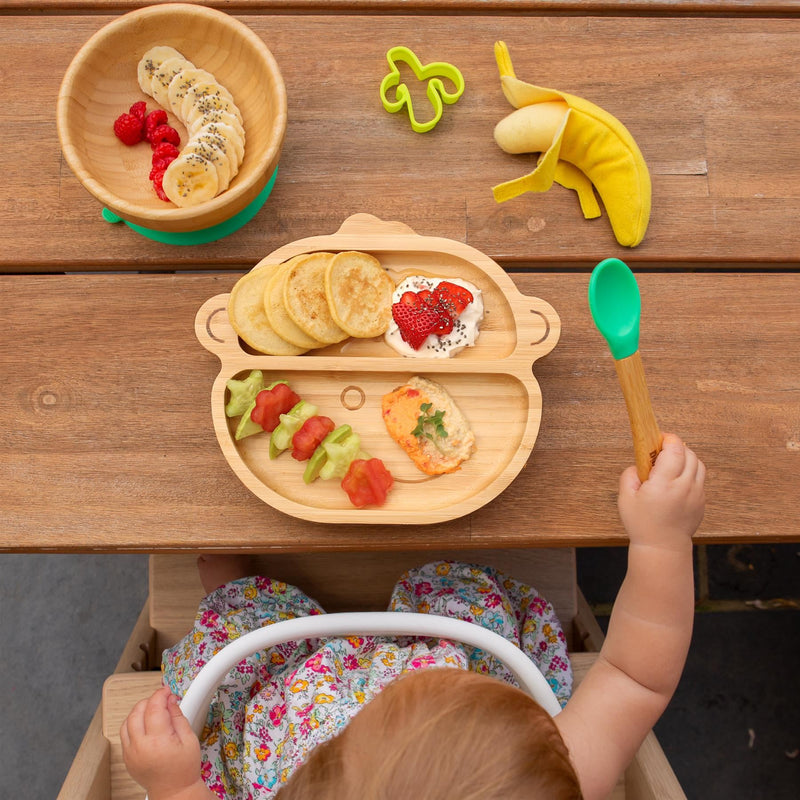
<box><xmin>102</xmin><ymin>167</ymin><xmax>279</xmax><ymax>246</ymax></box>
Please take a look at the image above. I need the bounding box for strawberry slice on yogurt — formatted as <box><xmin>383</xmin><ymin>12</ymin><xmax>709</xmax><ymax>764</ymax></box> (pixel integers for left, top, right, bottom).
<box><xmin>384</xmin><ymin>276</ymin><xmax>484</xmax><ymax>358</ymax></box>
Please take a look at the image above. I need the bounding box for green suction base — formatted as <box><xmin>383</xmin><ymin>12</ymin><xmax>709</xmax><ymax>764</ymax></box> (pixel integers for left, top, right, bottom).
<box><xmin>102</xmin><ymin>167</ymin><xmax>278</xmax><ymax>245</ymax></box>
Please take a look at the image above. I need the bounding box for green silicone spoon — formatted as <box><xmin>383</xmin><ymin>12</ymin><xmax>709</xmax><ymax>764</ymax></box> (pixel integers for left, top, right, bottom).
<box><xmin>588</xmin><ymin>258</ymin><xmax>663</xmax><ymax>481</ymax></box>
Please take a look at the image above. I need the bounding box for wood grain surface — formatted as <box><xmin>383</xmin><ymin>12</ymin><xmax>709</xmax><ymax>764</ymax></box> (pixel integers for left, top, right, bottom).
<box><xmin>3</xmin><ymin>271</ymin><xmax>797</xmax><ymax>551</ymax></box>
<box><xmin>4</xmin><ymin>14</ymin><xmax>800</xmax><ymax>269</ymax></box>
<box><xmin>2</xmin><ymin>1</ymin><xmax>797</xmax><ymax>13</ymax></box>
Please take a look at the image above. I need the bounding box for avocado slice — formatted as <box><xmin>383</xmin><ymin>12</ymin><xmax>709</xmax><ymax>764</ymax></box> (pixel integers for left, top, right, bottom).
<box><xmin>234</xmin><ymin>398</ymin><xmax>264</xmax><ymax>440</ymax></box>
<box><xmin>225</xmin><ymin>370</ymin><xmax>264</xmax><ymax>417</ymax></box>
<box><xmin>318</xmin><ymin>432</ymin><xmax>363</xmax><ymax>480</ymax></box>
<box><xmin>303</xmin><ymin>425</ymin><xmax>352</xmax><ymax>484</ymax></box>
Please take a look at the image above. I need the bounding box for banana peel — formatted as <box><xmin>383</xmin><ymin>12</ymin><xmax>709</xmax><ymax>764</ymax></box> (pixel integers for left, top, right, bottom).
<box><xmin>492</xmin><ymin>41</ymin><xmax>651</xmax><ymax>248</ymax></box>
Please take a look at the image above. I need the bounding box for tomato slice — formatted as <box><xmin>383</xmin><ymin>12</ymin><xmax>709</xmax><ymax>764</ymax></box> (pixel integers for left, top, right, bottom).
<box><xmin>341</xmin><ymin>458</ymin><xmax>394</xmax><ymax>508</ymax></box>
<box><xmin>291</xmin><ymin>416</ymin><xmax>336</xmax><ymax>461</ymax></box>
<box><xmin>250</xmin><ymin>383</ymin><xmax>301</xmax><ymax>432</ymax></box>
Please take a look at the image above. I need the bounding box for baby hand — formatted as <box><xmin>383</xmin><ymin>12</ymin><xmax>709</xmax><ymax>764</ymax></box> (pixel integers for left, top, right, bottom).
<box><xmin>618</xmin><ymin>433</ymin><xmax>706</xmax><ymax>549</ymax></box>
<box><xmin>120</xmin><ymin>685</ymin><xmax>206</xmax><ymax>800</ymax></box>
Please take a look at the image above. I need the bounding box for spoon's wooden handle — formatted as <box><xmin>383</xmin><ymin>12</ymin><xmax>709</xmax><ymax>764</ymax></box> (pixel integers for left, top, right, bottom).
<box><xmin>614</xmin><ymin>351</ymin><xmax>663</xmax><ymax>482</ymax></box>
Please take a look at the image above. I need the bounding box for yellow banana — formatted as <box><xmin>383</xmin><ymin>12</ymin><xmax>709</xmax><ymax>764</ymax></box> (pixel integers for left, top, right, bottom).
<box><xmin>492</xmin><ymin>41</ymin><xmax>651</xmax><ymax>248</ymax></box>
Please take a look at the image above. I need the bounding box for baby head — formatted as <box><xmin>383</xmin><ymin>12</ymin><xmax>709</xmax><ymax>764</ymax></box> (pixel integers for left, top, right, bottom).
<box><xmin>276</xmin><ymin>667</ymin><xmax>582</xmax><ymax>799</ymax></box>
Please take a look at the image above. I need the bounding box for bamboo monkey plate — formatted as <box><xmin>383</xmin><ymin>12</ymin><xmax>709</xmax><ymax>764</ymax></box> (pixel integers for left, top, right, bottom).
<box><xmin>195</xmin><ymin>214</ymin><xmax>560</xmax><ymax>524</ymax></box>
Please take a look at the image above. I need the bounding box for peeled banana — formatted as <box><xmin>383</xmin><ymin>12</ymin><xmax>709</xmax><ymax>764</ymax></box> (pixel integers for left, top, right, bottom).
<box><xmin>137</xmin><ymin>46</ymin><xmax>246</xmax><ymax>208</ymax></box>
<box><xmin>492</xmin><ymin>41</ymin><xmax>651</xmax><ymax>248</ymax></box>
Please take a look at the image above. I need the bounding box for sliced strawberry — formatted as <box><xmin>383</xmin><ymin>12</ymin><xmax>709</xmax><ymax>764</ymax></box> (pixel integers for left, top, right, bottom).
<box><xmin>399</xmin><ymin>291</ymin><xmax>419</xmax><ymax>307</ymax></box>
<box><xmin>433</xmin><ymin>281</ymin><xmax>473</xmax><ymax>318</ymax></box>
<box><xmin>391</xmin><ymin>302</ymin><xmax>440</xmax><ymax>350</ymax></box>
<box><xmin>432</xmin><ymin>314</ymin><xmax>454</xmax><ymax>335</ymax></box>
<box><xmin>417</xmin><ymin>289</ymin><xmax>433</xmax><ymax>305</ymax></box>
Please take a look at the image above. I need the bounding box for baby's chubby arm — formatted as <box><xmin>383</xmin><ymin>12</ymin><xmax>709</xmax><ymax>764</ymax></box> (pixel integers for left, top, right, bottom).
<box><xmin>556</xmin><ymin>434</ymin><xmax>705</xmax><ymax>800</ymax></box>
<box><xmin>120</xmin><ymin>686</ymin><xmax>217</xmax><ymax>800</ymax></box>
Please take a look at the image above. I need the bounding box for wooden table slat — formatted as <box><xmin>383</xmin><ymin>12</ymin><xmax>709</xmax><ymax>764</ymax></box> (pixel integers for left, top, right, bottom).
<box><xmin>3</xmin><ymin>15</ymin><xmax>800</xmax><ymax>269</ymax></box>
<box><xmin>2</xmin><ymin>272</ymin><xmax>797</xmax><ymax>552</ymax></box>
<box><xmin>2</xmin><ymin>1</ymin><xmax>799</xmax><ymax>14</ymax></box>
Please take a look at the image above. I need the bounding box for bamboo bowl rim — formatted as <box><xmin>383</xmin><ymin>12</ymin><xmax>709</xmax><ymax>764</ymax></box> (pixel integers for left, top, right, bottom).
<box><xmin>56</xmin><ymin>3</ymin><xmax>287</xmax><ymax>232</ymax></box>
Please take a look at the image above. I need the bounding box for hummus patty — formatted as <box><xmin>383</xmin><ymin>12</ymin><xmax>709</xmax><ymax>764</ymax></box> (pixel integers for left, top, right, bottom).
<box><xmin>381</xmin><ymin>376</ymin><xmax>476</xmax><ymax>475</ymax></box>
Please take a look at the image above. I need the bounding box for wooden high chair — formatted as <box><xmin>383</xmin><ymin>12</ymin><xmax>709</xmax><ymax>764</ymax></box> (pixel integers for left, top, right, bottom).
<box><xmin>58</xmin><ymin>549</ymin><xmax>686</xmax><ymax>800</ymax></box>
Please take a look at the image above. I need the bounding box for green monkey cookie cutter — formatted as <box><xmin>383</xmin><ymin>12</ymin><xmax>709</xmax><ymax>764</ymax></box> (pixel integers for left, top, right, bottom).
<box><xmin>379</xmin><ymin>46</ymin><xmax>465</xmax><ymax>133</ymax></box>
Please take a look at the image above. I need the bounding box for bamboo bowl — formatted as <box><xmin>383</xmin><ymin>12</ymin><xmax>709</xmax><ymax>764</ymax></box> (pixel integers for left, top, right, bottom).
<box><xmin>57</xmin><ymin>3</ymin><xmax>287</xmax><ymax>234</ymax></box>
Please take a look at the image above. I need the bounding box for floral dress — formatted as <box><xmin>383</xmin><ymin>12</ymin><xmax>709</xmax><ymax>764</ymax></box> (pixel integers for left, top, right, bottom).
<box><xmin>162</xmin><ymin>560</ymin><xmax>572</xmax><ymax>799</ymax></box>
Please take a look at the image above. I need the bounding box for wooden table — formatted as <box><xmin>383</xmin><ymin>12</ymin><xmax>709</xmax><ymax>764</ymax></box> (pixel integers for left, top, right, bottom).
<box><xmin>2</xmin><ymin>2</ymin><xmax>799</xmax><ymax>552</ymax></box>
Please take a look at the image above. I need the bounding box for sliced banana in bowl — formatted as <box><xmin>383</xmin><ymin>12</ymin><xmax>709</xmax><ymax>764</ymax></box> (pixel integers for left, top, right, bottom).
<box><xmin>138</xmin><ymin>45</ymin><xmax>246</xmax><ymax>208</ymax></box>
<box><xmin>162</xmin><ymin>151</ymin><xmax>220</xmax><ymax>207</ymax></box>
<box><xmin>180</xmin><ymin>140</ymin><xmax>232</xmax><ymax>193</ymax></box>
<box><xmin>181</xmin><ymin>80</ymin><xmax>242</xmax><ymax>125</ymax></box>
<box><xmin>137</xmin><ymin>45</ymin><xmax>183</xmax><ymax>95</ymax></box>
<box><xmin>195</xmin><ymin>122</ymin><xmax>243</xmax><ymax>166</ymax></box>
<box><xmin>150</xmin><ymin>56</ymin><xmax>193</xmax><ymax>108</ymax></box>
<box><xmin>187</xmin><ymin>107</ymin><xmax>245</xmax><ymax>140</ymax></box>
<box><xmin>58</xmin><ymin>3</ymin><xmax>287</xmax><ymax>233</ymax></box>
<box><xmin>166</xmin><ymin>67</ymin><xmax>215</xmax><ymax>118</ymax></box>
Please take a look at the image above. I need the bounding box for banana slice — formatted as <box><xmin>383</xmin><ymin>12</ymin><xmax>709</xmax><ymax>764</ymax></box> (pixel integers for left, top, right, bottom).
<box><xmin>192</xmin><ymin>121</ymin><xmax>244</xmax><ymax>175</ymax></box>
<box><xmin>187</xmin><ymin>106</ymin><xmax>245</xmax><ymax>145</ymax></box>
<box><xmin>150</xmin><ymin>56</ymin><xmax>193</xmax><ymax>109</ymax></box>
<box><xmin>180</xmin><ymin>140</ymin><xmax>232</xmax><ymax>193</ymax></box>
<box><xmin>200</xmin><ymin>127</ymin><xmax>236</xmax><ymax>172</ymax></box>
<box><xmin>181</xmin><ymin>82</ymin><xmax>243</xmax><ymax>126</ymax></box>
<box><xmin>189</xmin><ymin>125</ymin><xmax>239</xmax><ymax>191</ymax></box>
<box><xmin>162</xmin><ymin>151</ymin><xmax>219</xmax><ymax>207</ymax></box>
<box><xmin>137</xmin><ymin>46</ymin><xmax>183</xmax><ymax>96</ymax></box>
<box><xmin>166</xmin><ymin>67</ymin><xmax>216</xmax><ymax>119</ymax></box>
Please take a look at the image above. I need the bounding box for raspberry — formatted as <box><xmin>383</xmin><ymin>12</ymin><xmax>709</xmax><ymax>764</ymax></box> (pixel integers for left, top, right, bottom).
<box><xmin>144</xmin><ymin>109</ymin><xmax>169</xmax><ymax>142</ymax></box>
<box><xmin>150</xmin><ymin>168</ymin><xmax>170</xmax><ymax>202</ymax></box>
<box><xmin>151</xmin><ymin>141</ymin><xmax>180</xmax><ymax>170</ymax></box>
<box><xmin>149</xmin><ymin>124</ymin><xmax>180</xmax><ymax>148</ymax></box>
<box><xmin>113</xmin><ymin>112</ymin><xmax>143</xmax><ymax>146</ymax></box>
<box><xmin>129</xmin><ymin>101</ymin><xmax>147</xmax><ymax>121</ymax></box>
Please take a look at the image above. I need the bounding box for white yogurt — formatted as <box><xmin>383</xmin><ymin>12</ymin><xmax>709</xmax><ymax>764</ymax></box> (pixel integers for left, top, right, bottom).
<box><xmin>384</xmin><ymin>276</ymin><xmax>484</xmax><ymax>358</ymax></box>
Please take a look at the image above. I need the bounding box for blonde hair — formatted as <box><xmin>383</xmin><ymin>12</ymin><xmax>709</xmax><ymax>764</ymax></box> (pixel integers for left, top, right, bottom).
<box><xmin>276</xmin><ymin>668</ymin><xmax>582</xmax><ymax>799</ymax></box>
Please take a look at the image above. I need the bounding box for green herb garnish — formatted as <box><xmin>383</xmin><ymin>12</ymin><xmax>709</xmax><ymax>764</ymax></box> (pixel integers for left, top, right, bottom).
<box><xmin>412</xmin><ymin>402</ymin><xmax>448</xmax><ymax>447</ymax></box>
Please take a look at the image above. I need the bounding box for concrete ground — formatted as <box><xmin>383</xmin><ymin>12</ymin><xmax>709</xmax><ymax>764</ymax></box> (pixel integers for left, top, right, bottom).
<box><xmin>1</xmin><ymin>544</ymin><xmax>797</xmax><ymax>798</ymax></box>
